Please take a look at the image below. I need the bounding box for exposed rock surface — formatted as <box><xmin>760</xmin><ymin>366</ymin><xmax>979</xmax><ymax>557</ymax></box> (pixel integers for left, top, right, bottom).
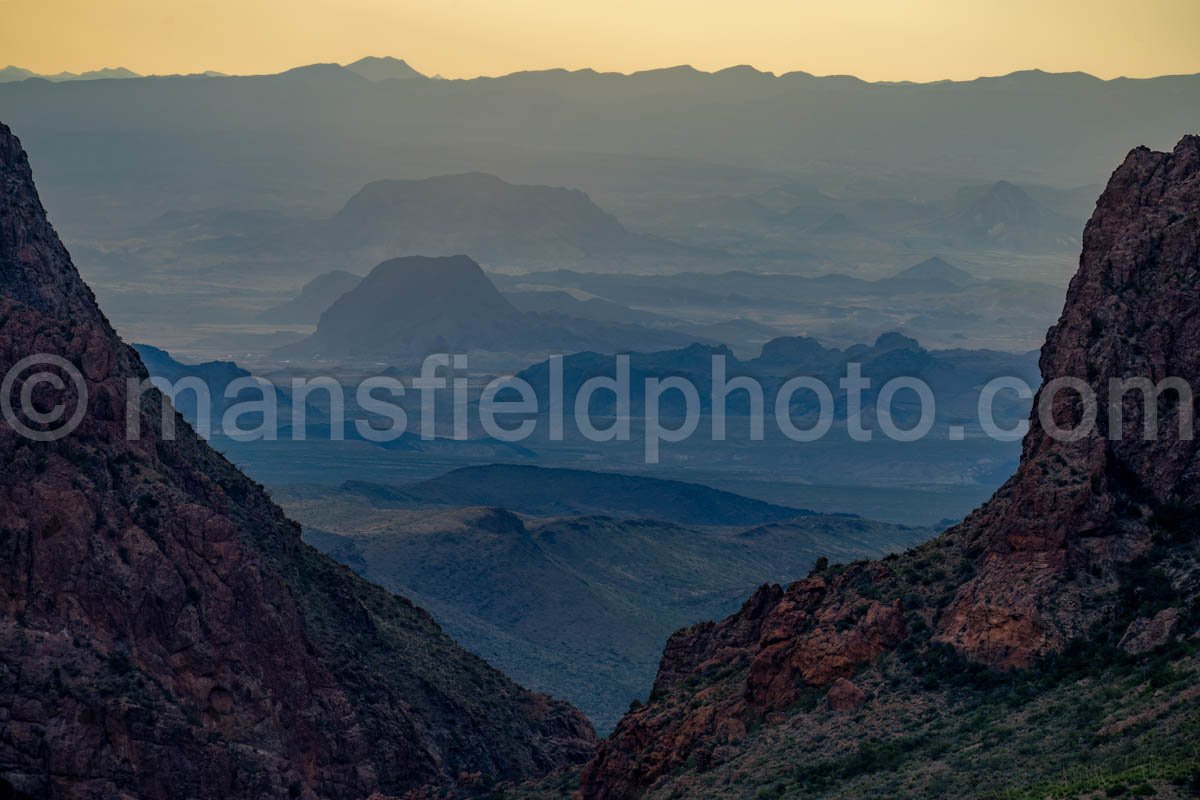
<box><xmin>824</xmin><ymin>677</ymin><xmax>866</xmax><ymax>712</ymax></box>
<box><xmin>0</xmin><ymin>122</ymin><xmax>595</xmax><ymax>799</ymax></box>
<box><xmin>935</xmin><ymin>135</ymin><xmax>1200</xmax><ymax>666</ymax></box>
<box><xmin>578</xmin><ymin>137</ymin><xmax>1200</xmax><ymax>799</ymax></box>
<box><xmin>1119</xmin><ymin>607</ymin><xmax>1185</xmax><ymax>655</ymax></box>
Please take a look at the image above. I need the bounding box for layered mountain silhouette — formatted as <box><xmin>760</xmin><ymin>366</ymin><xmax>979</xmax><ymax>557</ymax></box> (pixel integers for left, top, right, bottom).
<box><xmin>0</xmin><ymin>65</ymin><xmax>140</xmax><ymax>83</ymax></box>
<box><xmin>281</xmin><ymin>254</ymin><xmax>702</xmax><ymax>359</ymax></box>
<box><xmin>4</xmin><ymin>64</ymin><xmax>1196</xmax><ymax>245</ymax></box>
<box><xmin>515</xmin><ymin>333</ymin><xmax>1037</xmax><ymax>426</ymax></box>
<box><xmin>258</xmin><ymin>269</ymin><xmax>361</xmax><ymax>324</ymax></box>
<box><xmin>0</xmin><ymin>122</ymin><xmax>595</xmax><ymax>798</ymax></box>
<box><xmin>133</xmin><ymin>344</ymin><xmax>299</xmax><ymax>435</ymax></box>
<box><xmin>262</xmin><ymin>271</ymin><xmax>777</xmax><ymax>352</ymax></box>
<box><xmin>495</xmin><ymin>258</ymin><xmax>1062</xmax><ymax>351</ymax></box>
<box><xmin>336</xmin><ymin>464</ymin><xmax>818</xmax><ymax>527</ymax></box>
<box><xmin>577</xmin><ymin>137</ymin><xmax>1200</xmax><ymax>798</ymax></box>
<box><xmin>503</xmin><ymin>289</ymin><xmax>671</xmax><ymax>327</ymax></box>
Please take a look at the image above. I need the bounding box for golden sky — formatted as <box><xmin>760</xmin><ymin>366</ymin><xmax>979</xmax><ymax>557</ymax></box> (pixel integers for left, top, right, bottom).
<box><xmin>3</xmin><ymin>0</ymin><xmax>1199</xmax><ymax>81</ymax></box>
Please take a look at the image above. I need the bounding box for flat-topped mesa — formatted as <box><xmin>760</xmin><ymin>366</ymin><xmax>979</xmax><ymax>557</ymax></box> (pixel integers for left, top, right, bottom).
<box><xmin>935</xmin><ymin>135</ymin><xmax>1200</xmax><ymax>667</ymax></box>
<box><xmin>0</xmin><ymin>121</ymin><xmax>595</xmax><ymax>799</ymax></box>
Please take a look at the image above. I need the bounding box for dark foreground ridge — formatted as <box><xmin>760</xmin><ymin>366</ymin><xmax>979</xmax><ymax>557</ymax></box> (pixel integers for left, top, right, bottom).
<box><xmin>578</xmin><ymin>136</ymin><xmax>1200</xmax><ymax>798</ymax></box>
<box><xmin>0</xmin><ymin>122</ymin><xmax>595</xmax><ymax>798</ymax></box>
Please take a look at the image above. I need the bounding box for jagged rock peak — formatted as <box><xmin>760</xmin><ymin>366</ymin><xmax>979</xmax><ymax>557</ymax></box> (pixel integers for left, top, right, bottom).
<box><xmin>0</xmin><ymin>122</ymin><xmax>102</xmax><ymax>317</ymax></box>
<box><xmin>935</xmin><ymin>134</ymin><xmax>1200</xmax><ymax>667</ymax></box>
<box><xmin>576</xmin><ymin>135</ymin><xmax>1200</xmax><ymax>799</ymax></box>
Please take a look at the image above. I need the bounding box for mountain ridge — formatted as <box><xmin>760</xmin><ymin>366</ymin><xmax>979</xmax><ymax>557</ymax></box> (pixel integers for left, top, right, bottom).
<box><xmin>0</xmin><ymin>121</ymin><xmax>596</xmax><ymax>798</ymax></box>
<box><xmin>11</xmin><ymin>60</ymin><xmax>1197</xmax><ymax>85</ymax></box>
<box><xmin>337</xmin><ymin>464</ymin><xmax>823</xmax><ymax>526</ymax></box>
<box><xmin>575</xmin><ymin>135</ymin><xmax>1200</xmax><ymax>799</ymax></box>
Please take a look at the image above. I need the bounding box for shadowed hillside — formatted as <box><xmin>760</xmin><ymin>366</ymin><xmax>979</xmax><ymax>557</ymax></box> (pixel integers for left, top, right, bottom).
<box><xmin>0</xmin><ymin>121</ymin><xmax>596</xmax><ymax>799</ymax></box>
<box><xmin>573</xmin><ymin>136</ymin><xmax>1200</xmax><ymax>799</ymax></box>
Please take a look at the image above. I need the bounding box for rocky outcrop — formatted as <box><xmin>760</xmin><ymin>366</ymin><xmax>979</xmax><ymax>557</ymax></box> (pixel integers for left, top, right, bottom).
<box><xmin>825</xmin><ymin>678</ymin><xmax>867</xmax><ymax>712</ymax></box>
<box><xmin>935</xmin><ymin>135</ymin><xmax>1200</xmax><ymax>667</ymax></box>
<box><xmin>0</xmin><ymin>121</ymin><xmax>595</xmax><ymax>799</ymax></box>
<box><xmin>578</xmin><ymin>566</ymin><xmax>906</xmax><ymax>799</ymax></box>
<box><xmin>578</xmin><ymin>136</ymin><xmax>1200</xmax><ymax>799</ymax></box>
<box><xmin>1119</xmin><ymin>607</ymin><xmax>1186</xmax><ymax>655</ymax></box>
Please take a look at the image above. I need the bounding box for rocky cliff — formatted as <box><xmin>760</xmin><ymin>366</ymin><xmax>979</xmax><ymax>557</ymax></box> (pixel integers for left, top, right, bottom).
<box><xmin>578</xmin><ymin>136</ymin><xmax>1200</xmax><ymax>799</ymax></box>
<box><xmin>935</xmin><ymin>136</ymin><xmax>1200</xmax><ymax>666</ymax></box>
<box><xmin>0</xmin><ymin>122</ymin><xmax>595</xmax><ymax>799</ymax></box>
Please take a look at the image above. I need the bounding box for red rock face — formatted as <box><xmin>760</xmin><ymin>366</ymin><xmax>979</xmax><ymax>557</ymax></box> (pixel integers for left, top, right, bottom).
<box><xmin>0</xmin><ymin>122</ymin><xmax>595</xmax><ymax>799</ymax></box>
<box><xmin>825</xmin><ymin>678</ymin><xmax>867</xmax><ymax>712</ymax></box>
<box><xmin>744</xmin><ymin>572</ymin><xmax>904</xmax><ymax>709</ymax></box>
<box><xmin>578</xmin><ymin>567</ymin><xmax>905</xmax><ymax>800</ymax></box>
<box><xmin>936</xmin><ymin>136</ymin><xmax>1200</xmax><ymax>667</ymax></box>
<box><xmin>579</xmin><ymin>136</ymin><xmax>1200</xmax><ymax>799</ymax></box>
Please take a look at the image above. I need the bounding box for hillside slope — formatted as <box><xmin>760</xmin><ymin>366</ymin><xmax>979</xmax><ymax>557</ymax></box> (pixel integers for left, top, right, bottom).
<box><xmin>0</xmin><ymin>122</ymin><xmax>595</xmax><ymax>799</ymax></box>
<box><xmin>574</xmin><ymin>137</ymin><xmax>1200</xmax><ymax>799</ymax></box>
<box><xmin>283</xmin><ymin>485</ymin><xmax>929</xmax><ymax>733</ymax></box>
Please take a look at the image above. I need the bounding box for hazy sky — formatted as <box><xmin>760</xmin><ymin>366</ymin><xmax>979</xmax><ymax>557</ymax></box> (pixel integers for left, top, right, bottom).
<box><xmin>3</xmin><ymin>0</ymin><xmax>1199</xmax><ymax>81</ymax></box>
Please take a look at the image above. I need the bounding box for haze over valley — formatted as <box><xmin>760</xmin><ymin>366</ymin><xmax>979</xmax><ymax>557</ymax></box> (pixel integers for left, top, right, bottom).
<box><xmin>3</xmin><ymin>8</ymin><xmax>1200</xmax><ymax>795</ymax></box>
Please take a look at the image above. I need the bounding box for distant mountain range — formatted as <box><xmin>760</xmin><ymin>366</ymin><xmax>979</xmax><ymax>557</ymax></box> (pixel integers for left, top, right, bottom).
<box><xmin>498</xmin><ymin>256</ymin><xmax>1053</xmax><ymax>309</ymax></box>
<box><xmin>631</xmin><ymin>178</ymin><xmax>1088</xmax><ymax>257</ymax></box>
<box><xmin>135</xmin><ymin>342</ymin><xmax>541</xmax><ymax>458</ymax></box>
<box><xmin>503</xmin><ymin>288</ymin><xmax>674</xmax><ymax>327</ymax></box>
<box><xmin>262</xmin><ymin>253</ymin><xmax>1023</xmax><ymax>329</ymax></box>
<box><xmin>0</xmin><ymin>56</ymin><xmax>424</xmax><ymax>84</ymax></box>
<box><xmin>139</xmin><ymin>170</ymin><xmax>705</xmax><ymax>273</ymax></box>
<box><xmin>262</xmin><ymin>250</ymin><xmax>1059</xmax><ymax>364</ymax></box>
<box><xmin>516</xmin><ymin>331</ymin><xmax>1039</xmax><ymax>425</ymax></box>
<box><xmin>0</xmin><ymin>65</ymin><xmax>141</xmax><ymax>82</ymax></box>
<box><xmin>259</xmin><ymin>265</ymin><xmax>785</xmax><ymax>352</ymax></box>
<box><xmin>3</xmin><ymin>61</ymin><xmax>1196</xmax><ymax>247</ymax></box>
<box><xmin>494</xmin><ymin>257</ymin><xmax>1067</xmax><ymax>350</ymax></box>
<box><xmin>133</xmin><ymin>344</ymin><xmax>287</xmax><ymax>434</ymax></box>
<box><xmin>337</xmin><ymin>464</ymin><xmax>818</xmax><ymax>526</ymax></box>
